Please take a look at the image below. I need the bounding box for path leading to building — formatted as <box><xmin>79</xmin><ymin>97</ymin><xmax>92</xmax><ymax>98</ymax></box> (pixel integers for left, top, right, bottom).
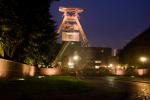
<box><xmin>1</xmin><ymin>76</ymin><xmax>150</xmax><ymax>100</ymax></box>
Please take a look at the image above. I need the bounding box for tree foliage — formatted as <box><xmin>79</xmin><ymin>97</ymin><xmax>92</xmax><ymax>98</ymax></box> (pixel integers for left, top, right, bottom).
<box><xmin>0</xmin><ymin>1</ymin><xmax>24</xmax><ymax>59</ymax></box>
<box><xmin>118</xmin><ymin>27</ymin><xmax>150</xmax><ymax>67</ymax></box>
<box><xmin>0</xmin><ymin>0</ymin><xmax>58</xmax><ymax>66</ymax></box>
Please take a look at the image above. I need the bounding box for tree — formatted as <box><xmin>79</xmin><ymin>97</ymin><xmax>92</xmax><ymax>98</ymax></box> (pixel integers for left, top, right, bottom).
<box><xmin>14</xmin><ymin>0</ymin><xmax>58</xmax><ymax>66</ymax></box>
<box><xmin>118</xmin><ymin>27</ymin><xmax>150</xmax><ymax>68</ymax></box>
<box><xmin>0</xmin><ymin>0</ymin><xmax>24</xmax><ymax>59</ymax></box>
<box><xmin>0</xmin><ymin>0</ymin><xmax>58</xmax><ymax>66</ymax></box>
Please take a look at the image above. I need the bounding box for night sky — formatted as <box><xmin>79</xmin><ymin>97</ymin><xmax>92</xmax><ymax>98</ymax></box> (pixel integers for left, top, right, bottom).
<box><xmin>51</xmin><ymin>0</ymin><xmax>150</xmax><ymax>49</ymax></box>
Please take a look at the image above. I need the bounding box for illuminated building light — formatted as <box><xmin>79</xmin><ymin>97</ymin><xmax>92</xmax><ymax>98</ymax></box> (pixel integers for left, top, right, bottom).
<box><xmin>95</xmin><ymin>65</ymin><xmax>100</xmax><ymax>69</ymax></box>
<box><xmin>17</xmin><ymin>78</ymin><xmax>25</xmax><ymax>80</ymax></box>
<box><xmin>139</xmin><ymin>57</ymin><xmax>147</xmax><ymax>62</ymax></box>
<box><xmin>68</xmin><ymin>61</ymin><xmax>74</xmax><ymax>68</ymax></box>
<box><xmin>38</xmin><ymin>76</ymin><xmax>45</xmax><ymax>78</ymax></box>
<box><xmin>71</xmin><ymin>42</ymin><xmax>74</xmax><ymax>45</ymax></box>
<box><xmin>117</xmin><ymin>66</ymin><xmax>121</xmax><ymax>69</ymax></box>
<box><xmin>69</xmin><ymin>65</ymin><xmax>74</xmax><ymax>69</ymax></box>
<box><xmin>112</xmin><ymin>49</ymin><xmax>117</xmax><ymax>56</ymax></box>
<box><xmin>131</xmin><ymin>66</ymin><xmax>135</xmax><ymax>68</ymax></box>
<box><xmin>109</xmin><ymin>64</ymin><xmax>113</xmax><ymax>67</ymax></box>
<box><xmin>108</xmin><ymin>64</ymin><xmax>113</xmax><ymax>68</ymax></box>
<box><xmin>100</xmin><ymin>49</ymin><xmax>104</xmax><ymax>53</ymax></box>
<box><xmin>73</xmin><ymin>55</ymin><xmax>79</xmax><ymax>61</ymax></box>
<box><xmin>38</xmin><ymin>64</ymin><xmax>42</xmax><ymax>68</ymax></box>
<box><xmin>68</xmin><ymin>62</ymin><xmax>74</xmax><ymax>66</ymax></box>
<box><xmin>59</xmin><ymin>7</ymin><xmax>84</xmax><ymax>13</ymax></box>
<box><xmin>95</xmin><ymin>60</ymin><xmax>102</xmax><ymax>63</ymax></box>
<box><xmin>103</xmin><ymin>66</ymin><xmax>107</xmax><ymax>68</ymax></box>
<box><xmin>62</xmin><ymin>32</ymin><xmax>80</xmax><ymax>42</ymax></box>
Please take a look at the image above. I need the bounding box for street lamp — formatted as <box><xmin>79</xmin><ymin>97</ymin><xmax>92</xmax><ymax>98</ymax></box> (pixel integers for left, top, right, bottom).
<box><xmin>68</xmin><ymin>62</ymin><xmax>74</xmax><ymax>68</ymax></box>
<box><xmin>108</xmin><ymin>64</ymin><xmax>113</xmax><ymax>68</ymax></box>
<box><xmin>73</xmin><ymin>55</ymin><xmax>79</xmax><ymax>61</ymax></box>
<box><xmin>140</xmin><ymin>57</ymin><xmax>147</xmax><ymax>62</ymax></box>
<box><xmin>139</xmin><ymin>56</ymin><xmax>147</xmax><ymax>67</ymax></box>
<box><xmin>73</xmin><ymin>54</ymin><xmax>80</xmax><ymax>78</ymax></box>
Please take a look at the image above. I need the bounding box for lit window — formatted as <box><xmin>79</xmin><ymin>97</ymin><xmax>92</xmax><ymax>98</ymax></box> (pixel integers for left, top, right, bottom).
<box><xmin>95</xmin><ymin>60</ymin><xmax>102</xmax><ymax>63</ymax></box>
<box><xmin>95</xmin><ymin>66</ymin><xmax>100</xmax><ymax>69</ymax></box>
<box><xmin>100</xmin><ymin>49</ymin><xmax>104</xmax><ymax>53</ymax></box>
<box><xmin>69</xmin><ymin>65</ymin><xmax>74</xmax><ymax>69</ymax></box>
<box><xmin>68</xmin><ymin>62</ymin><xmax>74</xmax><ymax>66</ymax></box>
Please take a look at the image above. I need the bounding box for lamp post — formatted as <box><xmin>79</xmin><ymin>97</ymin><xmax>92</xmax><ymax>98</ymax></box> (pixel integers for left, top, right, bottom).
<box><xmin>73</xmin><ymin>55</ymin><xmax>80</xmax><ymax>78</ymax></box>
<box><xmin>139</xmin><ymin>57</ymin><xmax>147</xmax><ymax>68</ymax></box>
<box><xmin>73</xmin><ymin>55</ymin><xmax>79</xmax><ymax>61</ymax></box>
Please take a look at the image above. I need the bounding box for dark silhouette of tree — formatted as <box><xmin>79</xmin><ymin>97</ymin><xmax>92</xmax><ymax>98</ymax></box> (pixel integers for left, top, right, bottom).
<box><xmin>0</xmin><ymin>0</ymin><xmax>24</xmax><ymax>59</ymax></box>
<box><xmin>118</xmin><ymin>27</ymin><xmax>150</xmax><ymax>68</ymax></box>
<box><xmin>0</xmin><ymin>0</ymin><xmax>58</xmax><ymax>66</ymax></box>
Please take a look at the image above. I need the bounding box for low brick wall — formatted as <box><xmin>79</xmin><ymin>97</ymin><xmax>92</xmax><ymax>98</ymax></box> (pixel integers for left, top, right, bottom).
<box><xmin>0</xmin><ymin>58</ymin><xmax>36</xmax><ymax>79</ymax></box>
<box><xmin>40</xmin><ymin>68</ymin><xmax>61</xmax><ymax>76</ymax></box>
<box><xmin>135</xmin><ymin>69</ymin><xmax>148</xmax><ymax>76</ymax></box>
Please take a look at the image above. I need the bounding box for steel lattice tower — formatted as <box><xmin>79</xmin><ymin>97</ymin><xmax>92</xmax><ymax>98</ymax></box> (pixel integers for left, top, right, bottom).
<box><xmin>58</xmin><ymin>7</ymin><xmax>89</xmax><ymax>47</ymax></box>
<box><xmin>52</xmin><ymin>7</ymin><xmax>89</xmax><ymax>67</ymax></box>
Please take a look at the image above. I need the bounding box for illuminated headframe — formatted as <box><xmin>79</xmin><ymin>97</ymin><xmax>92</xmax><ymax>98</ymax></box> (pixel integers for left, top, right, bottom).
<box><xmin>58</xmin><ymin>7</ymin><xmax>89</xmax><ymax>47</ymax></box>
<box><xmin>59</xmin><ymin>7</ymin><xmax>84</xmax><ymax>13</ymax></box>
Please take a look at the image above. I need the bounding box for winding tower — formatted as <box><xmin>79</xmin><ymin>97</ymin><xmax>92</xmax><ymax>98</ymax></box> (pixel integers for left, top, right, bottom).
<box><xmin>52</xmin><ymin>7</ymin><xmax>89</xmax><ymax>67</ymax></box>
<box><xmin>58</xmin><ymin>7</ymin><xmax>89</xmax><ymax>47</ymax></box>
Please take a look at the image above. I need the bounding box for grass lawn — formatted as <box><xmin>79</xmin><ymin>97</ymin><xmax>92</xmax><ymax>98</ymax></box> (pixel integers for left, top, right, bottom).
<box><xmin>0</xmin><ymin>76</ymin><xmax>94</xmax><ymax>96</ymax></box>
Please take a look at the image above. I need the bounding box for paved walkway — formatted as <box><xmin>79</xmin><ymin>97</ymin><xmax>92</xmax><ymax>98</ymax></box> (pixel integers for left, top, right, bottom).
<box><xmin>2</xmin><ymin>76</ymin><xmax>150</xmax><ymax>100</ymax></box>
<box><xmin>32</xmin><ymin>77</ymin><xmax>123</xmax><ymax>100</ymax></box>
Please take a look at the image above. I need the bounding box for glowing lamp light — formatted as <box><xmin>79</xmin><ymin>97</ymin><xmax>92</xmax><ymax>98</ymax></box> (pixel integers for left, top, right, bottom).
<box><xmin>117</xmin><ymin>66</ymin><xmax>121</xmax><ymax>69</ymax></box>
<box><xmin>38</xmin><ymin>76</ymin><xmax>45</xmax><ymax>78</ymax></box>
<box><xmin>140</xmin><ymin>57</ymin><xmax>147</xmax><ymax>62</ymax></box>
<box><xmin>17</xmin><ymin>78</ymin><xmax>25</xmax><ymax>80</ymax></box>
<box><xmin>95</xmin><ymin>66</ymin><xmax>100</xmax><ymax>69</ymax></box>
<box><xmin>109</xmin><ymin>64</ymin><xmax>113</xmax><ymax>67</ymax></box>
<box><xmin>108</xmin><ymin>64</ymin><xmax>113</xmax><ymax>68</ymax></box>
<box><xmin>68</xmin><ymin>62</ymin><xmax>74</xmax><ymax>69</ymax></box>
<box><xmin>69</xmin><ymin>65</ymin><xmax>74</xmax><ymax>69</ymax></box>
<box><xmin>68</xmin><ymin>62</ymin><xmax>74</xmax><ymax>66</ymax></box>
<box><xmin>73</xmin><ymin>55</ymin><xmax>79</xmax><ymax>61</ymax></box>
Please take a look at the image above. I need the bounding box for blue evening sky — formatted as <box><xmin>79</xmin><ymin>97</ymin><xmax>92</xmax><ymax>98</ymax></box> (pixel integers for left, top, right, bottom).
<box><xmin>51</xmin><ymin>0</ymin><xmax>150</xmax><ymax>49</ymax></box>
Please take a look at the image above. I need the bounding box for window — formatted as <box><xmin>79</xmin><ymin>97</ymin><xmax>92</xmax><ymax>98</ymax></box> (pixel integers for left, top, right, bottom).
<box><xmin>95</xmin><ymin>66</ymin><xmax>100</xmax><ymax>69</ymax></box>
<box><xmin>95</xmin><ymin>60</ymin><xmax>102</xmax><ymax>63</ymax></box>
<box><xmin>100</xmin><ymin>49</ymin><xmax>104</xmax><ymax>53</ymax></box>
